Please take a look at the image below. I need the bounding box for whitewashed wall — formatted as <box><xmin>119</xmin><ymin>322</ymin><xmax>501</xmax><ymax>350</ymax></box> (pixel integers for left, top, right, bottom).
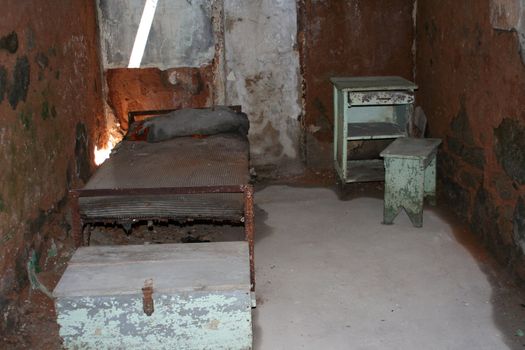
<box><xmin>224</xmin><ymin>0</ymin><xmax>302</xmax><ymax>172</ymax></box>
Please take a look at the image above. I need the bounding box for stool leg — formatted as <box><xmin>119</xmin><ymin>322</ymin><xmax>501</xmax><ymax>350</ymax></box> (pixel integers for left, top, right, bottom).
<box><xmin>424</xmin><ymin>156</ymin><xmax>437</xmax><ymax>206</ymax></box>
<box><xmin>383</xmin><ymin>158</ymin><xmax>403</xmax><ymax>225</ymax></box>
<box><xmin>406</xmin><ymin>207</ymin><xmax>424</xmax><ymax>228</ymax></box>
<box><xmin>406</xmin><ymin>160</ymin><xmax>425</xmax><ymax>227</ymax></box>
<box><xmin>383</xmin><ymin>202</ymin><xmax>401</xmax><ymax>225</ymax></box>
<box><xmin>383</xmin><ymin>158</ymin><xmax>425</xmax><ymax>227</ymax></box>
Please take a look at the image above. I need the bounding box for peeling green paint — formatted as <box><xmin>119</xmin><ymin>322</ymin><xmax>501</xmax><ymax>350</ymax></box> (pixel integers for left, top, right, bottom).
<box><xmin>47</xmin><ymin>239</ymin><xmax>57</xmax><ymax>258</ymax></box>
<box><xmin>381</xmin><ymin>139</ymin><xmax>440</xmax><ymax>227</ymax></box>
<box><xmin>56</xmin><ymin>292</ymin><xmax>252</xmax><ymax>349</ymax></box>
<box><xmin>27</xmin><ymin>250</ymin><xmax>41</xmax><ymax>273</ymax></box>
<box><xmin>27</xmin><ymin>250</ymin><xmax>54</xmax><ymax>298</ymax></box>
<box><xmin>383</xmin><ymin>157</ymin><xmax>426</xmax><ymax>227</ymax></box>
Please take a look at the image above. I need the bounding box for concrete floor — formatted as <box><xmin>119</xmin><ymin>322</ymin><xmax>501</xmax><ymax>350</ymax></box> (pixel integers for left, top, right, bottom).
<box><xmin>5</xmin><ymin>184</ymin><xmax>523</xmax><ymax>349</ymax></box>
<box><xmin>252</xmin><ymin>185</ymin><xmax>525</xmax><ymax>350</ymax></box>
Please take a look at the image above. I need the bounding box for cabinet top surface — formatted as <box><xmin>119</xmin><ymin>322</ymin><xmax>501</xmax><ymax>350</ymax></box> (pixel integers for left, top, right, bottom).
<box><xmin>380</xmin><ymin>137</ymin><xmax>442</xmax><ymax>159</ymax></box>
<box><xmin>330</xmin><ymin>76</ymin><xmax>417</xmax><ymax>91</ymax></box>
<box><xmin>53</xmin><ymin>242</ymin><xmax>250</xmax><ymax>297</ymax></box>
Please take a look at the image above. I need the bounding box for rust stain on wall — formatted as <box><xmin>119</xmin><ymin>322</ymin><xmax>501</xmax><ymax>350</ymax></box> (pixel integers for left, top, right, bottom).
<box><xmin>416</xmin><ymin>0</ymin><xmax>525</xmax><ymax>282</ymax></box>
<box><xmin>106</xmin><ymin>66</ymin><xmax>213</xmax><ymax>130</ymax></box>
<box><xmin>0</xmin><ymin>0</ymin><xmax>105</xmax><ymax>333</ymax></box>
<box><xmin>298</xmin><ymin>0</ymin><xmax>415</xmax><ymax>167</ymax></box>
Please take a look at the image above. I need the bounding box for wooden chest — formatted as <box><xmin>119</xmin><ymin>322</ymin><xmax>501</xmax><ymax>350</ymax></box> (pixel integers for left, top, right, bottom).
<box><xmin>53</xmin><ymin>242</ymin><xmax>252</xmax><ymax>349</ymax></box>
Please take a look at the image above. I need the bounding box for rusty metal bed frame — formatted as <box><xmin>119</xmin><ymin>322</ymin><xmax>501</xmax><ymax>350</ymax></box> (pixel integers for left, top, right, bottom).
<box><xmin>69</xmin><ymin>107</ymin><xmax>255</xmax><ymax>292</ymax></box>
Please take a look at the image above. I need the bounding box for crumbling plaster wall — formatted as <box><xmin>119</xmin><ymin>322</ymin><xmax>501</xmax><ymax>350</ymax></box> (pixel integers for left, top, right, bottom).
<box><xmin>0</xmin><ymin>0</ymin><xmax>104</xmax><ymax>330</ymax></box>
<box><xmin>106</xmin><ymin>67</ymin><xmax>215</xmax><ymax>131</ymax></box>
<box><xmin>99</xmin><ymin>0</ymin><xmax>303</xmax><ymax>175</ymax></box>
<box><xmin>96</xmin><ymin>0</ymin><xmax>220</xmax><ymax>131</ymax></box>
<box><xmin>224</xmin><ymin>0</ymin><xmax>303</xmax><ymax>174</ymax></box>
<box><xmin>490</xmin><ymin>0</ymin><xmax>525</xmax><ymax>63</ymax></box>
<box><xmin>416</xmin><ymin>0</ymin><xmax>525</xmax><ymax>281</ymax></box>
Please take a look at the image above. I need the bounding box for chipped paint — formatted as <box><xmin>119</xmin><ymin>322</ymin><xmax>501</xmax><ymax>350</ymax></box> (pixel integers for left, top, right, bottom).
<box><xmin>382</xmin><ymin>150</ymin><xmax>438</xmax><ymax>227</ymax></box>
<box><xmin>56</xmin><ymin>291</ymin><xmax>252</xmax><ymax>349</ymax></box>
<box><xmin>224</xmin><ymin>0</ymin><xmax>302</xmax><ymax>171</ymax></box>
<box><xmin>349</xmin><ymin>91</ymin><xmax>414</xmax><ymax>106</ymax></box>
<box><xmin>383</xmin><ymin>157</ymin><xmax>426</xmax><ymax>227</ymax></box>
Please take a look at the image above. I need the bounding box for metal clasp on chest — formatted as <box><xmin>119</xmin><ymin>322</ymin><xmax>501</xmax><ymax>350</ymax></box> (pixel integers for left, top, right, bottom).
<box><xmin>142</xmin><ymin>279</ymin><xmax>154</xmax><ymax>316</ymax></box>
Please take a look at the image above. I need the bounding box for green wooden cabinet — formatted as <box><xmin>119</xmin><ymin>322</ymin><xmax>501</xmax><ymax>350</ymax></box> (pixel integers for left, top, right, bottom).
<box><xmin>330</xmin><ymin>76</ymin><xmax>418</xmax><ymax>183</ymax></box>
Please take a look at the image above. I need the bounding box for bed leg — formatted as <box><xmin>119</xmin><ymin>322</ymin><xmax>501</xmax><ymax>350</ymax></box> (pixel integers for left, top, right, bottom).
<box><xmin>243</xmin><ymin>185</ymin><xmax>255</xmax><ymax>292</ymax></box>
<box><xmin>70</xmin><ymin>191</ymin><xmax>83</xmax><ymax>248</ymax></box>
<box><xmin>85</xmin><ymin>224</ymin><xmax>92</xmax><ymax>246</ymax></box>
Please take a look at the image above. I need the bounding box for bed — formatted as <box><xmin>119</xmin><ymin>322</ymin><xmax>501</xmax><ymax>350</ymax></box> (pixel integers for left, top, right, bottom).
<box><xmin>69</xmin><ymin>106</ymin><xmax>255</xmax><ymax>291</ymax></box>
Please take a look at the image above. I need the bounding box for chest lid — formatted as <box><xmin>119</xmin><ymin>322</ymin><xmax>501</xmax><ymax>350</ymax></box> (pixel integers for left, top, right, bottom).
<box><xmin>53</xmin><ymin>242</ymin><xmax>250</xmax><ymax>298</ymax></box>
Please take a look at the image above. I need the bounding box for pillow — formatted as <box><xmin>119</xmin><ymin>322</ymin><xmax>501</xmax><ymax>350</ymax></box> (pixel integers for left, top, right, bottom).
<box><xmin>129</xmin><ymin>106</ymin><xmax>250</xmax><ymax>143</ymax></box>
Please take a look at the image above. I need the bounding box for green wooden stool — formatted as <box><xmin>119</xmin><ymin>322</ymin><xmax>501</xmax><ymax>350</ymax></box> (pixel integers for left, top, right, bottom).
<box><xmin>380</xmin><ymin>137</ymin><xmax>442</xmax><ymax>227</ymax></box>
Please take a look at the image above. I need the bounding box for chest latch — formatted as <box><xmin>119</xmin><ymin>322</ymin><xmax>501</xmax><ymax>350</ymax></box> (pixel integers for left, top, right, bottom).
<box><xmin>142</xmin><ymin>279</ymin><xmax>154</xmax><ymax>316</ymax></box>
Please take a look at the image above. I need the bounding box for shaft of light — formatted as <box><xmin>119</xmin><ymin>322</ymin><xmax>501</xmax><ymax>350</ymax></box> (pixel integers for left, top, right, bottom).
<box><xmin>128</xmin><ymin>0</ymin><xmax>159</xmax><ymax>68</ymax></box>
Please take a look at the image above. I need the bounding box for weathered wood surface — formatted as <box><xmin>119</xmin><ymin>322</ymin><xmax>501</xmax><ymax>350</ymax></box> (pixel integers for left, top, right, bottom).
<box><xmin>54</xmin><ymin>242</ymin><xmax>250</xmax><ymax>297</ymax></box>
<box><xmin>380</xmin><ymin>137</ymin><xmax>442</xmax><ymax>163</ymax></box>
<box><xmin>381</xmin><ymin>138</ymin><xmax>441</xmax><ymax>227</ymax></box>
<box><xmin>54</xmin><ymin>242</ymin><xmax>252</xmax><ymax>349</ymax></box>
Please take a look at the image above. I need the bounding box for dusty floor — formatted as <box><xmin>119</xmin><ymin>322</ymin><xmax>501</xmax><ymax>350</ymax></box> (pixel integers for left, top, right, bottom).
<box><xmin>253</xmin><ymin>185</ymin><xmax>525</xmax><ymax>350</ymax></box>
<box><xmin>1</xmin><ymin>178</ymin><xmax>525</xmax><ymax>349</ymax></box>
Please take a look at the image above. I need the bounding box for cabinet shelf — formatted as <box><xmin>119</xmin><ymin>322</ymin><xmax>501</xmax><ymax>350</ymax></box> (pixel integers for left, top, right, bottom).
<box><xmin>345</xmin><ymin>159</ymin><xmax>385</xmax><ymax>183</ymax></box>
<box><xmin>347</xmin><ymin>122</ymin><xmax>406</xmax><ymax>140</ymax></box>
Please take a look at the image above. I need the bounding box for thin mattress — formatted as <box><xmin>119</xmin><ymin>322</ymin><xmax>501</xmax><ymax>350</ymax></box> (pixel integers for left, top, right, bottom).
<box><xmin>79</xmin><ymin>133</ymin><xmax>249</xmax><ymax>222</ymax></box>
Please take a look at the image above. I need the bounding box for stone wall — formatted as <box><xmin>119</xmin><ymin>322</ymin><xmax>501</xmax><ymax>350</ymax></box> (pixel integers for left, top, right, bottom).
<box><xmin>0</xmin><ymin>0</ymin><xmax>104</xmax><ymax>330</ymax></box>
<box><xmin>416</xmin><ymin>0</ymin><xmax>525</xmax><ymax>281</ymax></box>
